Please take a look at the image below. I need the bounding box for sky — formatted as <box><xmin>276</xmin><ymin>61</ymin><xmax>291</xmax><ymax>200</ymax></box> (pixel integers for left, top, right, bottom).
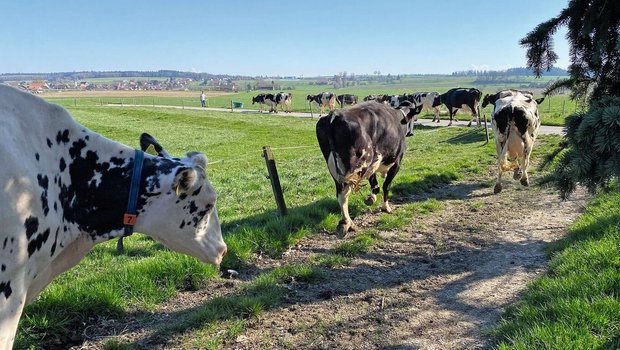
<box><xmin>0</xmin><ymin>0</ymin><xmax>571</xmax><ymax>76</ymax></box>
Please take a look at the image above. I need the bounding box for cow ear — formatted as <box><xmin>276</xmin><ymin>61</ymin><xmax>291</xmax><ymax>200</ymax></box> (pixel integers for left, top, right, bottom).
<box><xmin>140</xmin><ymin>133</ymin><xmax>171</xmax><ymax>158</ymax></box>
<box><xmin>173</xmin><ymin>167</ymin><xmax>200</xmax><ymax>196</ymax></box>
<box><xmin>535</xmin><ymin>97</ymin><xmax>545</xmax><ymax>105</ymax></box>
<box><xmin>187</xmin><ymin>152</ymin><xmax>208</xmax><ymax>173</ymax></box>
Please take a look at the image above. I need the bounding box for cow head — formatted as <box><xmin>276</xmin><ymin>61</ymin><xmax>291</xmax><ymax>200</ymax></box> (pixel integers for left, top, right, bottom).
<box><xmin>306</xmin><ymin>95</ymin><xmax>314</xmax><ymax>101</ymax></box>
<box><xmin>252</xmin><ymin>95</ymin><xmax>262</xmax><ymax>104</ymax></box>
<box><xmin>396</xmin><ymin>101</ymin><xmax>424</xmax><ymax>124</ymax></box>
<box><xmin>482</xmin><ymin>93</ymin><xmax>498</xmax><ymax>108</ymax></box>
<box><xmin>137</xmin><ymin>133</ymin><xmax>227</xmax><ymax>266</ymax></box>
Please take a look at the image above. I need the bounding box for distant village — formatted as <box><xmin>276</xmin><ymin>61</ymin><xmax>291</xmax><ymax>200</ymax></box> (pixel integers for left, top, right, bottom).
<box><xmin>3</xmin><ymin>77</ymin><xmax>243</xmax><ymax>94</ymax></box>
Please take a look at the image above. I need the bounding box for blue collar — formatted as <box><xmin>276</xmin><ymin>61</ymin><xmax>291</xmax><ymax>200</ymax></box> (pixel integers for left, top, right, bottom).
<box><xmin>123</xmin><ymin>149</ymin><xmax>145</xmax><ymax>237</ymax></box>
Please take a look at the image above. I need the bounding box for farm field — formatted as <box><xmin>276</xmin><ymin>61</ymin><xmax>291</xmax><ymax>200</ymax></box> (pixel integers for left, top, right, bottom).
<box><xmin>14</xmin><ymin>104</ymin><xmax>596</xmax><ymax>349</ymax></box>
<box><xmin>41</xmin><ymin>75</ymin><xmax>580</xmax><ymax>126</ymax></box>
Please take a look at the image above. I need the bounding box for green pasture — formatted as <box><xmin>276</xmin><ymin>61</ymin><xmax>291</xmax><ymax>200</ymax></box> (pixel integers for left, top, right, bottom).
<box><xmin>16</xmin><ymin>105</ymin><xmax>562</xmax><ymax>349</ymax></box>
<box><xmin>493</xmin><ymin>188</ymin><xmax>620</xmax><ymax>349</ymax></box>
<box><xmin>44</xmin><ymin>75</ymin><xmax>576</xmax><ymax>126</ymax></box>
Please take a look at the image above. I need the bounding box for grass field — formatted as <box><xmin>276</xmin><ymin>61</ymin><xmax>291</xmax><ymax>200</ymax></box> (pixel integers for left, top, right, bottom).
<box><xmin>13</xmin><ymin>103</ymin><xmax>568</xmax><ymax>349</ymax></box>
<box><xmin>493</xmin><ymin>188</ymin><xmax>620</xmax><ymax>349</ymax></box>
<box><xmin>41</xmin><ymin>75</ymin><xmax>578</xmax><ymax>126</ymax></box>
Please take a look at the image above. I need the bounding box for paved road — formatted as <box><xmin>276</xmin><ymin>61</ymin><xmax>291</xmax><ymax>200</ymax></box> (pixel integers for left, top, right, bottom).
<box><xmin>109</xmin><ymin>104</ymin><xmax>566</xmax><ymax>135</ymax></box>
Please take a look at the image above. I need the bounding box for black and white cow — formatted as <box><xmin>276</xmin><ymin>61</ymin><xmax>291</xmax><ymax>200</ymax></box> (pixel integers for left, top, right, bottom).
<box><xmin>486</xmin><ymin>90</ymin><xmax>544</xmax><ymax>194</ymax></box>
<box><xmin>275</xmin><ymin>92</ymin><xmax>292</xmax><ymax>113</ymax></box>
<box><xmin>316</xmin><ymin>101</ymin><xmax>423</xmax><ymax>237</ymax></box>
<box><xmin>336</xmin><ymin>94</ymin><xmax>358</xmax><ymax>108</ymax></box>
<box><xmin>436</xmin><ymin>88</ymin><xmax>482</xmax><ymax>126</ymax></box>
<box><xmin>307</xmin><ymin>92</ymin><xmax>337</xmax><ymax>116</ymax></box>
<box><xmin>387</xmin><ymin>94</ymin><xmax>410</xmax><ymax>108</ymax></box>
<box><xmin>0</xmin><ymin>85</ymin><xmax>227</xmax><ymax>349</ymax></box>
<box><xmin>363</xmin><ymin>94</ymin><xmax>389</xmax><ymax>103</ymax></box>
<box><xmin>252</xmin><ymin>93</ymin><xmax>277</xmax><ymax>113</ymax></box>
<box><xmin>408</xmin><ymin>92</ymin><xmax>441</xmax><ymax>122</ymax></box>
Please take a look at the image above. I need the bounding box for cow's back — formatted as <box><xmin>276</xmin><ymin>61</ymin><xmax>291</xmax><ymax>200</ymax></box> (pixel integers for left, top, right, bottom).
<box><xmin>316</xmin><ymin>102</ymin><xmax>405</xmax><ymax>177</ymax></box>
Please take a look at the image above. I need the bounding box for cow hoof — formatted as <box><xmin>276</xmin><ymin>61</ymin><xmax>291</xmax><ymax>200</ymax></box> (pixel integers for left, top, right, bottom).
<box><xmin>520</xmin><ymin>178</ymin><xmax>529</xmax><ymax>187</ymax></box>
<box><xmin>337</xmin><ymin>220</ymin><xmax>353</xmax><ymax>238</ymax></box>
<box><xmin>380</xmin><ymin>203</ymin><xmax>393</xmax><ymax>213</ymax></box>
<box><xmin>448</xmin><ymin>122</ymin><xmax>453</xmax><ymax>126</ymax></box>
<box><xmin>467</xmin><ymin>122</ymin><xmax>472</xmax><ymax>127</ymax></box>
<box><xmin>494</xmin><ymin>183</ymin><xmax>503</xmax><ymax>194</ymax></box>
<box><xmin>513</xmin><ymin>169</ymin><xmax>523</xmax><ymax>180</ymax></box>
<box><xmin>405</xmin><ymin>132</ymin><xmax>413</xmax><ymax>137</ymax></box>
<box><xmin>364</xmin><ymin>194</ymin><xmax>377</xmax><ymax>206</ymax></box>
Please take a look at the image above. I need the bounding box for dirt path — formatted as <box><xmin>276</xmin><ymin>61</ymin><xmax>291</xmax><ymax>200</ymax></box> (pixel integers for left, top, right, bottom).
<box><xmin>74</xmin><ymin>182</ymin><xmax>586</xmax><ymax>350</ymax></box>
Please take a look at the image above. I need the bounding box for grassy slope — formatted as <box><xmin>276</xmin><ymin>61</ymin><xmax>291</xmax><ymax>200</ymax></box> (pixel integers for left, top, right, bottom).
<box><xmin>15</xmin><ymin>105</ymin><xmax>560</xmax><ymax>349</ymax></box>
<box><xmin>44</xmin><ymin>75</ymin><xmax>576</xmax><ymax>126</ymax></box>
<box><xmin>493</xmin><ymin>189</ymin><xmax>620</xmax><ymax>349</ymax></box>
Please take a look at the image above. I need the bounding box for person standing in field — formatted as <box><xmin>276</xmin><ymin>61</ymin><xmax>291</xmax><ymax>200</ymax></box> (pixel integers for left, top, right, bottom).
<box><xmin>200</xmin><ymin>91</ymin><xmax>206</xmax><ymax>107</ymax></box>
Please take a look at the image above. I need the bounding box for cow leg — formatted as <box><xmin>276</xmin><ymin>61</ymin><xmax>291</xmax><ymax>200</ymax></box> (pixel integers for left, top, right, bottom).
<box><xmin>336</xmin><ymin>183</ymin><xmax>356</xmax><ymax>238</ymax></box>
<box><xmin>364</xmin><ymin>174</ymin><xmax>380</xmax><ymax>205</ymax></box>
<box><xmin>380</xmin><ymin>163</ymin><xmax>400</xmax><ymax>213</ymax></box>
<box><xmin>495</xmin><ymin>133</ymin><xmax>511</xmax><ymax>194</ymax></box>
<box><xmin>520</xmin><ymin>135</ymin><xmax>534</xmax><ymax>186</ymax></box>
<box><xmin>433</xmin><ymin>107</ymin><xmax>440</xmax><ymax>122</ymax></box>
<box><xmin>0</xmin><ymin>286</ymin><xmax>27</xmax><ymax>350</ymax></box>
<box><xmin>448</xmin><ymin>108</ymin><xmax>454</xmax><ymax>126</ymax></box>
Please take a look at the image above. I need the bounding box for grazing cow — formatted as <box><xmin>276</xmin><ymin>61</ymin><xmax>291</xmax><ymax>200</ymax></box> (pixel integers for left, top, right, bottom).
<box><xmin>336</xmin><ymin>94</ymin><xmax>358</xmax><ymax>108</ymax></box>
<box><xmin>387</xmin><ymin>94</ymin><xmax>410</xmax><ymax>108</ymax></box>
<box><xmin>275</xmin><ymin>92</ymin><xmax>292</xmax><ymax>113</ymax></box>
<box><xmin>487</xmin><ymin>90</ymin><xmax>544</xmax><ymax>194</ymax></box>
<box><xmin>437</xmin><ymin>88</ymin><xmax>482</xmax><ymax>126</ymax></box>
<box><xmin>252</xmin><ymin>93</ymin><xmax>277</xmax><ymax>113</ymax></box>
<box><xmin>363</xmin><ymin>94</ymin><xmax>389</xmax><ymax>103</ymax></box>
<box><xmin>307</xmin><ymin>92</ymin><xmax>337</xmax><ymax>116</ymax></box>
<box><xmin>316</xmin><ymin>101</ymin><xmax>424</xmax><ymax>237</ymax></box>
<box><xmin>408</xmin><ymin>92</ymin><xmax>441</xmax><ymax>122</ymax></box>
<box><xmin>0</xmin><ymin>85</ymin><xmax>227</xmax><ymax>349</ymax></box>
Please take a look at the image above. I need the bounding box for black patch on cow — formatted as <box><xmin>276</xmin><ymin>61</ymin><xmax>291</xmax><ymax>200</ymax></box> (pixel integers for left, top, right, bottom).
<box><xmin>51</xmin><ymin>228</ymin><xmax>59</xmax><ymax>256</ymax></box>
<box><xmin>28</xmin><ymin>228</ymin><xmax>50</xmax><ymax>257</ymax></box>
<box><xmin>68</xmin><ymin>139</ymin><xmax>87</xmax><ymax>159</ymax></box>
<box><xmin>178</xmin><ymin>193</ymin><xmax>188</xmax><ymax>201</ymax></box>
<box><xmin>24</xmin><ymin>216</ymin><xmax>39</xmax><ymax>239</ymax></box>
<box><xmin>85</xmin><ymin>135</ymin><xmax>90</xmax><ymax>140</ymax></box>
<box><xmin>56</xmin><ymin>129</ymin><xmax>70</xmax><ymax>144</ymax></box>
<box><xmin>494</xmin><ymin>108</ymin><xmax>510</xmax><ymax>135</ymax></box>
<box><xmin>2</xmin><ymin>237</ymin><xmax>7</xmax><ymax>249</ymax></box>
<box><xmin>188</xmin><ymin>201</ymin><xmax>198</xmax><ymax>214</ymax></box>
<box><xmin>54</xmin><ymin>201</ymin><xmax>58</xmax><ymax>212</ymax></box>
<box><xmin>513</xmin><ymin>108</ymin><xmax>529</xmax><ymax>136</ymax></box>
<box><xmin>35</xmin><ymin>153</ymin><xmax>40</xmax><ymax>161</ymax></box>
<box><xmin>0</xmin><ymin>281</ymin><xmax>12</xmax><ymax>299</ymax></box>
<box><xmin>1</xmin><ymin>264</ymin><xmax>5</xmax><ymax>271</ymax></box>
<box><xmin>110</xmin><ymin>157</ymin><xmax>125</xmax><ymax>166</ymax></box>
<box><xmin>59</xmin><ymin>157</ymin><xmax>67</xmax><ymax>172</ymax></box>
<box><xmin>47</xmin><ymin>138</ymin><xmax>53</xmax><ymax>148</ymax></box>
<box><xmin>191</xmin><ymin>186</ymin><xmax>202</xmax><ymax>196</ymax></box>
<box><xmin>179</xmin><ymin>220</ymin><xmax>185</xmax><ymax>229</ymax></box>
<box><xmin>37</xmin><ymin>174</ymin><xmax>50</xmax><ymax>216</ymax></box>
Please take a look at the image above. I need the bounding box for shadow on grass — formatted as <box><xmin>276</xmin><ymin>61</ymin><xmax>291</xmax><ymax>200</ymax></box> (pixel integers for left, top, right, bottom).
<box><xmin>119</xmin><ymin>237</ymin><xmax>551</xmax><ymax>349</ymax></box>
<box><xmin>444</xmin><ymin>127</ymin><xmax>489</xmax><ymax>144</ymax></box>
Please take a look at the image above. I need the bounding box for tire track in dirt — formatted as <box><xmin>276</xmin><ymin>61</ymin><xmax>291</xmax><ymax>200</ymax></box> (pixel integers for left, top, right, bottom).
<box><xmin>73</xmin><ymin>182</ymin><xmax>587</xmax><ymax>349</ymax></box>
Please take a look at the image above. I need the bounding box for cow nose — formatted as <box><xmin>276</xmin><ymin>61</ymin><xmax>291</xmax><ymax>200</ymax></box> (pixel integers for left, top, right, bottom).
<box><xmin>219</xmin><ymin>245</ymin><xmax>228</xmax><ymax>258</ymax></box>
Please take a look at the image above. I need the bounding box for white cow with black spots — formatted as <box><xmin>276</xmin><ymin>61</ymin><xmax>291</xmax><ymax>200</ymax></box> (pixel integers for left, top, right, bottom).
<box><xmin>0</xmin><ymin>85</ymin><xmax>227</xmax><ymax>349</ymax></box>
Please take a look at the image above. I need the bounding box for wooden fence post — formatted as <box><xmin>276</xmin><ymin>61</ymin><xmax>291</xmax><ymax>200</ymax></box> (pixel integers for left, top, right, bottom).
<box><xmin>262</xmin><ymin>146</ymin><xmax>288</xmax><ymax>216</ymax></box>
<box><xmin>231</xmin><ymin>100</ymin><xmax>234</xmax><ymax>112</ymax></box>
<box><xmin>116</xmin><ymin>237</ymin><xmax>124</xmax><ymax>253</ymax></box>
<box><xmin>483</xmin><ymin>113</ymin><xmax>489</xmax><ymax>144</ymax></box>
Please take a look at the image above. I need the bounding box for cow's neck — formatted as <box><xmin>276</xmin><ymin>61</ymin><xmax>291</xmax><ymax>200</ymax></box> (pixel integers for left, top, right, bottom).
<box><xmin>56</xmin><ymin>127</ymin><xmax>152</xmax><ymax>243</ymax></box>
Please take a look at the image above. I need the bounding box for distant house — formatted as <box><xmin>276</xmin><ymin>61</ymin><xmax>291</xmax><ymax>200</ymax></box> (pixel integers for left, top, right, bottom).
<box><xmin>27</xmin><ymin>80</ymin><xmax>49</xmax><ymax>93</ymax></box>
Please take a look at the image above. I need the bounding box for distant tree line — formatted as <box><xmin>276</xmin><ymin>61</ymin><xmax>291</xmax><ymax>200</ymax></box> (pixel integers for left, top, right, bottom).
<box><xmin>451</xmin><ymin>67</ymin><xmax>568</xmax><ymax>77</ymax></box>
<box><xmin>0</xmin><ymin>70</ymin><xmax>253</xmax><ymax>82</ymax></box>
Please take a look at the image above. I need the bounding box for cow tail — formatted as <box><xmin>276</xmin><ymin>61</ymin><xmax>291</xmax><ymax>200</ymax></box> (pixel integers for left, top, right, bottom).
<box><xmin>499</xmin><ymin>107</ymin><xmax>514</xmax><ymax>171</ymax></box>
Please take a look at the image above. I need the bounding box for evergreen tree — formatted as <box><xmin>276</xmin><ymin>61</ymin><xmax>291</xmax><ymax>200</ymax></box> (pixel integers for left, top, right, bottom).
<box><xmin>523</xmin><ymin>0</ymin><xmax>620</xmax><ymax>198</ymax></box>
<box><xmin>520</xmin><ymin>0</ymin><xmax>620</xmax><ymax>101</ymax></box>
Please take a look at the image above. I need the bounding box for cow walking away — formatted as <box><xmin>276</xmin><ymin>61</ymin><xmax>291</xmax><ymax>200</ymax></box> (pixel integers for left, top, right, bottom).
<box><xmin>252</xmin><ymin>93</ymin><xmax>277</xmax><ymax>113</ymax></box>
<box><xmin>275</xmin><ymin>92</ymin><xmax>292</xmax><ymax>113</ymax></box>
<box><xmin>0</xmin><ymin>85</ymin><xmax>227</xmax><ymax>349</ymax></box>
<box><xmin>408</xmin><ymin>92</ymin><xmax>441</xmax><ymax>122</ymax></box>
<box><xmin>363</xmin><ymin>94</ymin><xmax>389</xmax><ymax>103</ymax></box>
<box><xmin>316</xmin><ymin>101</ymin><xmax>423</xmax><ymax>237</ymax></box>
<box><xmin>307</xmin><ymin>92</ymin><xmax>337</xmax><ymax>116</ymax></box>
<box><xmin>484</xmin><ymin>89</ymin><xmax>544</xmax><ymax>194</ymax></box>
<box><xmin>437</xmin><ymin>88</ymin><xmax>482</xmax><ymax>126</ymax></box>
<box><xmin>336</xmin><ymin>94</ymin><xmax>358</xmax><ymax>108</ymax></box>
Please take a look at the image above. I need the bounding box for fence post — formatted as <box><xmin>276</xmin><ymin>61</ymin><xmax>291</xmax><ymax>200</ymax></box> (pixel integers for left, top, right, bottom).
<box><xmin>262</xmin><ymin>146</ymin><xmax>288</xmax><ymax>216</ymax></box>
<box><xmin>182</xmin><ymin>100</ymin><xmax>185</xmax><ymax>109</ymax></box>
<box><xmin>483</xmin><ymin>113</ymin><xmax>489</xmax><ymax>144</ymax></box>
<box><xmin>230</xmin><ymin>100</ymin><xmax>234</xmax><ymax>112</ymax></box>
<box><xmin>562</xmin><ymin>100</ymin><xmax>566</xmax><ymax>115</ymax></box>
<box><xmin>116</xmin><ymin>237</ymin><xmax>124</xmax><ymax>253</ymax></box>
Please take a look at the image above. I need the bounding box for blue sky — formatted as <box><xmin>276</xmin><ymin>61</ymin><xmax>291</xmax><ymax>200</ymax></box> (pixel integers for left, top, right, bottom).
<box><xmin>0</xmin><ymin>0</ymin><xmax>570</xmax><ymax>76</ymax></box>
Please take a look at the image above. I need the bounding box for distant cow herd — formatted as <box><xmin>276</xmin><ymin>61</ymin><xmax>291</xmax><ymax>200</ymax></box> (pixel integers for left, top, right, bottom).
<box><xmin>1</xmin><ymin>84</ymin><xmax>544</xmax><ymax>348</ymax></box>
